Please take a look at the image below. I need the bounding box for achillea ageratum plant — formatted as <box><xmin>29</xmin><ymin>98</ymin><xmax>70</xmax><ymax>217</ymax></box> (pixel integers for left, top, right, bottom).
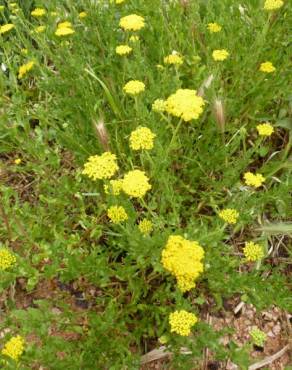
<box><xmin>161</xmin><ymin>235</ymin><xmax>204</xmax><ymax>292</ymax></box>
<box><xmin>107</xmin><ymin>206</ymin><xmax>128</xmax><ymax>224</ymax></box>
<box><xmin>243</xmin><ymin>172</ymin><xmax>265</xmax><ymax>188</ymax></box>
<box><xmin>207</xmin><ymin>22</ymin><xmax>222</xmax><ymax>33</ymax></box>
<box><xmin>1</xmin><ymin>335</ymin><xmax>25</xmax><ymax>361</ymax></box>
<box><xmin>152</xmin><ymin>99</ymin><xmax>166</xmax><ymax>112</ymax></box>
<box><xmin>129</xmin><ymin>127</ymin><xmax>156</xmax><ymax>151</ymax></box>
<box><xmin>256</xmin><ymin>122</ymin><xmax>274</xmax><ymax>136</ymax></box>
<box><xmin>115</xmin><ymin>45</ymin><xmax>132</xmax><ymax>56</ymax></box>
<box><xmin>164</xmin><ymin>89</ymin><xmax>205</xmax><ymax>122</ymax></box>
<box><xmin>123</xmin><ymin>80</ymin><xmax>145</xmax><ymax>95</ymax></box>
<box><xmin>122</xmin><ymin>170</ymin><xmax>151</xmax><ymax>198</ymax></box>
<box><xmin>259</xmin><ymin>61</ymin><xmax>276</xmax><ymax>73</ymax></box>
<box><xmin>119</xmin><ymin>14</ymin><xmax>145</xmax><ymax>31</ymax></box>
<box><xmin>31</xmin><ymin>8</ymin><xmax>46</xmax><ymax>17</ymax></box>
<box><xmin>138</xmin><ymin>219</ymin><xmax>153</xmax><ymax>235</ymax></box>
<box><xmin>0</xmin><ymin>248</ymin><xmax>16</xmax><ymax>270</ymax></box>
<box><xmin>264</xmin><ymin>0</ymin><xmax>284</xmax><ymax>10</ymax></box>
<box><xmin>79</xmin><ymin>11</ymin><xmax>87</xmax><ymax>18</ymax></box>
<box><xmin>55</xmin><ymin>21</ymin><xmax>74</xmax><ymax>36</ymax></box>
<box><xmin>164</xmin><ymin>54</ymin><xmax>183</xmax><ymax>66</ymax></box>
<box><xmin>212</xmin><ymin>49</ymin><xmax>229</xmax><ymax>61</ymax></box>
<box><xmin>18</xmin><ymin>61</ymin><xmax>35</xmax><ymax>79</ymax></box>
<box><xmin>169</xmin><ymin>310</ymin><xmax>198</xmax><ymax>336</ymax></box>
<box><xmin>104</xmin><ymin>179</ymin><xmax>124</xmax><ymax>195</ymax></box>
<box><xmin>0</xmin><ymin>24</ymin><xmax>14</xmax><ymax>34</ymax></box>
<box><xmin>82</xmin><ymin>152</ymin><xmax>119</xmax><ymax>180</ymax></box>
<box><xmin>243</xmin><ymin>242</ymin><xmax>264</xmax><ymax>262</ymax></box>
<box><xmin>218</xmin><ymin>209</ymin><xmax>239</xmax><ymax>224</ymax></box>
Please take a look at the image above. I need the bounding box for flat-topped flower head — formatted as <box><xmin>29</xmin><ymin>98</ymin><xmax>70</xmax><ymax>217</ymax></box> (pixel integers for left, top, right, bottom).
<box><xmin>212</xmin><ymin>49</ymin><xmax>229</xmax><ymax>61</ymax></box>
<box><xmin>138</xmin><ymin>219</ymin><xmax>153</xmax><ymax>235</ymax></box>
<box><xmin>18</xmin><ymin>61</ymin><xmax>35</xmax><ymax>79</ymax></box>
<box><xmin>0</xmin><ymin>24</ymin><xmax>14</xmax><ymax>35</ymax></box>
<box><xmin>264</xmin><ymin>0</ymin><xmax>284</xmax><ymax>10</ymax></box>
<box><xmin>243</xmin><ymin>242</ymin><xmax>264</xmax><ymax>262</ymax></box>
<box><xmin>152</xmin><ymin>99</ymin><xmax>166</xmax><ymax>113</ymax></box>
<box><xmin>208</xmin><ymin>22</ymin><xmax>222</xmax><ymax>33</ymax></box>
<box><xmin>119</xmin><ymin>14</ymin><xmax>145</xmax><ymax>31</ymax></box>
<box><xmin>259</xmin><ymin>61</ymin><xmax>276</xmax><ymax>73</ymax></box>
<box><xmin>219</xmin><ymin>208</ymin><xmax>239</xmax><ymax>224</ymax></box>
<box><xmin>31</xmin><ymin>8</ymin><xmax>46</xmax><ymax>17</ymax></box>
<box><xmin>35</xmin><ymin>25</ymin><xmax>46</xmax><ymax>33</ymax></box>
<box><xmin>161</xmin><ymin>235</ymin><xmax>204</xmax><ymax>292</ymax></box>
<box><xmin>55</xmin><ymin>27</ymin><xmax>74</xmax><ymax>36</ymax></box>
<box><xmin>82</xmin><ymin>152</ymin><xmax>118</xmax><ymax>180</ymax></box>
<box><xmin>257</xmin><ymin>122</ymin><xmax>274</xmax><ymax>136</ymax></box>
<box><xmin>0</xmin><ymin>248</ymin><xmax>16</xmax><ymax>270</ymax></box>
<box><xmin>104</xmin><ymin>179</ymin><xmax>124</xmax><ymax>195</ymax></box>
<box><xmin>169</xmin><ymin>310</ymin><xmax>198</xmax><ymax>336</ymax></box>
<box><xmin>129</xmin><ymin>127</ymin><xmax>156</xmax><ymax>150</ymax></box>
<box><xmin>123</xmin><ymin>80</ymin><xmax>145</xmax><ymax>95</ymax></box>
<box><xmin>165</xmin><ymin>89</ymin><xmax>205</xmax><ymax>122</ymax></box>
<box><xmin>79</xmin><ymin>11</ymin><xmax>87</xmax><ymax>18</ymax></box>
<box><xmin>116</xmin><ymin>44</ymin><xmax>132</xmax><ymax>56</ymax></box>
<box><xmin>122</xmin><ymin>170</ymin><xmax>151</xmax><ymax>198</ymax></box>
<box><xmin>1</xmin><ymin>335</ymin><xmax>25</xmax><ymax>361</ymax></box>
<box><xmin>244</xmin><ymin>172</ymin><xmax>265</xmax><ymax>188</ymax></box>
<box><xmin>58</xmin><ymin>21</ymin><xmax>72</xmax><ymax>29</ymax></box>
<box><xmin>107</xmin><ymin>205</ymin><xmax>128</xmax><ymax>224</ymax></box>
<box><xmin>164</xmin><ymin>54</ymin><xmax>183</xmax><ymax>66</ymax></box>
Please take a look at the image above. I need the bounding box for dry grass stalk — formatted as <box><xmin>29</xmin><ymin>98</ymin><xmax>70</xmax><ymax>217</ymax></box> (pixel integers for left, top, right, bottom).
<box><xmin>94</xmin><ymin>119</ymin><xmax>110</xmax><ymax>151</ymax></box>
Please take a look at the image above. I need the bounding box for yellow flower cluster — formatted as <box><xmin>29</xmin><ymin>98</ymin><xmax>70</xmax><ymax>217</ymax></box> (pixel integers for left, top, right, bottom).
<box><xmin>152</xmin><ymin>99</ymin><xmax>166</xmax><ymax>113</ymax></box>
<box><xmin>116</xmin><ymin>44</ymin><xmax>132</xmax><ymax>56</ymax></box>
<box><xmin>256</xmin><ymin>122</ymin><xmax>274</xmax><ymax>136</ymax></box>
<box><xmin>107</xmin><ymin>206</ymin><xmax>128</xmax><ymax>224</ymax></box>
<box><xmin>116</xmin><ymin>0</ymin><xmax>126</xmax><ymax>4</ymax></box>
<box><xmin>169</xmin><ymin>310</ymin><xmax>198</xmax><ymax>336</ymax></box>
<box><xmin>218</xmin><ymin>209</ymin><xmax>239</xmax><ymax>224</ymax></box>
<box><xmin>161</xmin><ymin>235</ymin><xmax>204</xmax><ymax>292</ymax></box>
<box><xmin>208</xmin><ymin>23</ymin><xmax>222</xmax><ymax>33</ymax></box>
<box><xmin>0</xmin><ymin>24</ymin><xmax>14</xmax><ymax>35</ymax></box>
<box><xmin>122</xmin><ymin>170</ymin><xmax>151</xmax><ymax>198</ymax></box>
<box><xmin>165</xmin><ymin>89</ymin><xmax>205</xmax><ymax>122</ymax></box>
<box><xmin>31</xmin><ymin>7</ymin><xmax>46</xmax><ymax>17</ymax></box>
<box><xmin>259</xmin><ymin>61</ymin><xmax>276</xmax><ymax>73</ymax></box>
<box><xmin>82</xmin><ymin>152</ymin><xmax>119</xmax><ymax>180</ymax></box>
<box><xmin>1</xmin><ymin>335</ymin><xmax>25</xmax><ymax>361</ymax></box>
<box><xmin>0</xmin><ymin>248</ymin><xmax>16</xmax><ymax>270</ymax></box>
<box><xmin>243</xmin><ymin>242</ymin><xmax>264</xmax><ymax>262</ymax></box>
<box><xmin>119</xmin><ymin>14</ymin><xmax>145</xmax><ymax>31</ymax></box>
<box><xmin>55</xmin><ymin>21</ymin><xmax>75</xmax><ymax>36</ymax></box>
<box><xmin>104</xmin><ymin>179</ymin><xmax>124</xmax><ymax>195</ymax></box>
<box><xmin>79</xmin><ymin>12</ymin><xmax>87</xmax><ymax>19</ymax></box>
<box><xmin>244</xmin><ymin>172</ymin><xmax>265</xmax><ymax>188</ymax></box>
<box><xmin>18</xmin><ymin>61</ymin><xmax>35</xmax><ymax>79</ymax></box>
<box><xmin>164</xmin><ymin>54</ymin><xmax>183</xmax><ymax>66</ymax></box>
<box><xmin>130</xmin><ymin>35</ymin><xmax>139</xmax><ymax>42</ymax></box>
<box><xmin>123</xmin><ymin>80</ymin><xmax>145</xmax><ymax>95</ymax></box>
<box><xmin>264</xmin><ymin>0</ymin><xmax>284</xmax><ymax>10</ymax></box>
<box><xmin>129</xmin><ymin>127</ymin><xmax>156</xmax><ymax>151</ymax></box>
<box><xmin>138</xmin><ymin>219</ymin><xmax>153</xmax><ymax>235</ymax></box>
<box><xmin>35</xmin><ymin>25</ymin><xmax>46</xmax><ymax>33</ymax></box>
<box><xmin>212</xmin><ymin>49</ymin><xmax>229</xmax><ymax>61</ymax></box>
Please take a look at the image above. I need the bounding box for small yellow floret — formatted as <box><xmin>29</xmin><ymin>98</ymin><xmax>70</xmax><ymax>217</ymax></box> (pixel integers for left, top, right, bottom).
<box><xmin>14</xmin><ymin>158</ymin><xmax>22</xmax><ymax>165</ymax></box>
<box><xmin>31</xmin><ymin>8</ymin><xmax>46</xmax><ymax>17</ymax></box>
<box><xmin>116</xmin><ymin>0</ymin><xmax>126</xmax><ymax>3</ymax></box>
<box><xmin>243</xmin><ymin>242</ymin><xmax>264</xmax><ymax>262</ymax></box>
<box><xmin>18</xmin><ymin>61</ymin><xmax>35</xmax><ymax>79</ymax></box>
<box><xmin>165</xmin><ymin>89</ymin><xmax>205</xmax><ymax>122</ymax></box>
<box><xmin>152</xmin><ymin>99</ymin><xmax>166</xmax><ymax>113</ymax></box>
<box><xmin>79</xmin><ymin>12</ymin><xmax>87</xmax><ymax>18</ymax></box>
<box><xmin>164</xmin><ymin>54</ymin><xmax>183</xmax><ymax>66</ymax></box>
<box><xmin>82</xmin><ymin>152</ymin><xmax>119</xmax><ymax>180</ymax></box>
<box><xmin>116</xmin><ymin>44</ymin><xmax>132</xmax><ymax>56</ymax></box>
<box><xmin>0</xmin><ymin>248</ymin><xmax>16</xmax><ymax>270</ymax></box>
<box><xmin>208</xmin><ymin>23</ymin><xmax>222</xmax><ymax>33</ymax></box>
<box><xmin>123</xmin><ymin>80</ymin><xmax>145</xmax><ymax>95</ymax></box>
<box><xmin>212</xmin><ymin>49</ymin><xmax>229</xmax><ymax>61</ymax></box>
<box><xmin>259</xmin><ymin>61</ymin><xmax>276</xmax><ymax>73</ymax></box>
<box><xmin>119</xmin><ymin>14</ymin><xmax>145</xmax><ymax>31</ymax></box>
<box><xmin>55</xmin><ymin>27</ymin><xmax>74</xmax><ymax>36</ymax></box>
<box><xmin>104</xmin><ymin>179</ymin><xmax>124</xmax><ymax>195</ymax></box>
<box><xmin>256</xmin><ymin>123</ymin><xmax>274</xmax><ymax>136</ymax></box>
<box><xmin>138</xmin><ymin>219</ymin><xmax>153</xmax><ymax>235</ymax></box>
<box><xmin>169</xmin><ymin>310</ymin><xmax>198</xmax><ymax>336</ymax></box>
<box><xmin>129</xmin><ymin>127</ymin><xmax>156</xmax><ymax>151</ymax></box>
<box><xmin>264</xmin><ymin>0</ymin><xmax>284</xmax><ymax>10</ymax></box>
<box><xmin>122</xmin><ymin>170</ymin><xmax>151</xmax><ymax>198</ymax></box>
<box><xmin>1</xmin><ymin>335</ymin><xmax>24</xmax><ymax>361</ymax></box>
<box><xmin>35</xmin><ymin>25</ymin><xmax>46</xmax><ymax>33</ymax></box>
<box><xmin>218</xmin><ymin>209</ymin><xmax>239</xmax><ymax>224</ymax></box>
<box><xmin>107</xmin><ymin>205</ymin><xmax>128</xmax><ymax>224</ymax></box>
<box><xmin>0</xmin><ymin>24</ymin><xmax>14</xmax><ymax>34</ymax></box>
<box><xmin>243</xmin><ymin>172</ymin><xmax>265</xmax><ymax>188</ymax></box>
<box><xmin>129</xmin><ymin>35</ymin><xmax>139</xmax><ymax>42</ymax></box>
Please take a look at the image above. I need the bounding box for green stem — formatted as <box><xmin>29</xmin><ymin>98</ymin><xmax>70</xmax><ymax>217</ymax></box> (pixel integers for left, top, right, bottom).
<box><xmin>167</xmin><ymin>118</ymin><xmax>183</xmax><ymax>155</ymax></box>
